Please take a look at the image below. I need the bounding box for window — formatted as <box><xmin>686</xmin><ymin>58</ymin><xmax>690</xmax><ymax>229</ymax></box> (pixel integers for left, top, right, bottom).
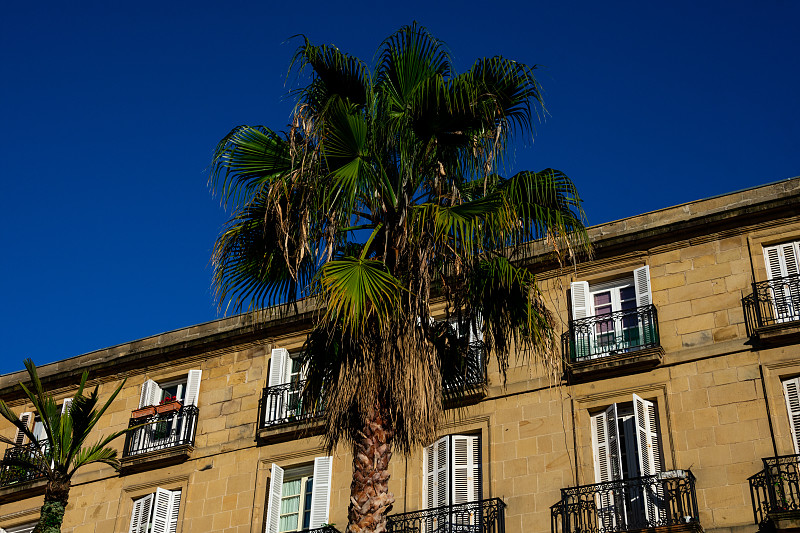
<box><xmin>139</xmin><ymin>370</ymin><xmax>202</xmax><ymax>409</ymax></box>
<box><xmin>126</xmin><ymin>372</ymin><xmax>201</xmax><ymax>455</ymax></box>
<box><xmin>14</xmin><ymin>400</ymin><xmax>72</xmax><ymax>447</ymax></box>
<box><xmin>423</xmin><ymin>434</ymin><xmax>482</xmax><ymax>509</ymax></box>
<box><xmin>569</xmin><ymin>266</ymin><xmax>655</xmax><ymax>360</ymax></box>
<box><xmin>265</xmin><ymin>458</ymin><xmax>333</xmax><ymax>533</ymax></box>
<box><xmin>265</xmin><ymin>349</ymin><xmax>307</xmax><ymax>424</ymax></box>
<box><xmin>763</xmin><ymin>241</ymin><xmax>800</xmax><ymax>323</ymax></box>
<box><xmin>782</xmin><ymin>377</ymin><xmax>800</xmax><ymax>454</ymax></box>
<box><xmin>591</xmin><ymin>394</ymin><xmax>663</xmax><ymax>529</ymax></box>
<box><xmin>128</xmin><ymin>488</ymin><xmax>181</xmax><ymax>533</ymax></box>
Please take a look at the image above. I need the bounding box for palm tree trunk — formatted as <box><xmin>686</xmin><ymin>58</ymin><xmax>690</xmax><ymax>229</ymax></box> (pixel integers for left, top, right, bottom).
<box><xmin>33</xmin><ymin>479</ymin><xmax>70</xmax><ymax>533</ymax></box>
<box><xmin>348</xmin><ymin>404</ymin><xmax>395</xmax><ymax>533</ymax></box>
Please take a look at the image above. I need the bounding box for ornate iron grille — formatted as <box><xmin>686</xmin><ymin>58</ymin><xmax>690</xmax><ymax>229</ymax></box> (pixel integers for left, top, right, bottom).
<box><xmin>551</xmin><ymin>471</ymin><xmax>699</xmax><ymax>533</ymax></box>
<box><xmin>258</xmin><ymin>379</ymin><xmax>323</xmax><ymax>429</ymax></box>
<box><xmin>749</xmin><ymin>454</ymin><xmax>800</xmax><ymax>531</ymax></box>
<box><xmin>562</xmin><ymin>304</ymin><xmax>660</xmax><ymax>362</ymax></box>
<box><xmin>388</xmin><ymin>498</ymin><xmax>506</xmax><ymax>533</ymax></box>
<box><xmin>0</xmin><ymin>441</ymin><xmax>47</xmax><ymax>486</ymax></box>
<box><xmin>122</xmin><ymin>405</ymin><xmax>199</xmax><ymax>457</ymax></box>
<box><xmin>743</xmin><ymin>275</ymin><xmax>800</xmax><ymax>335</ymax></box>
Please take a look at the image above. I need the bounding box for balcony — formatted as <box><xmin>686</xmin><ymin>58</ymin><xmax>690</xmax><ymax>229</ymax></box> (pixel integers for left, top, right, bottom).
<box><xmin>257</xmin><ymin>379</ymin><xmax>324</xmax><ymax>443</ymax></box>
<box><xmin>302</xmin><ymin>527</ymin><xmax>343</xmax><ymax>533</ymax></box>
<box><xmin>388</xmin><ymin>498</ymin><xmax>506</xmax><ymax>533</ymax></box>
<box><xmin>0</xmin><ymin>441</ymin><xmax>48</xmax><ymax>502</ymax></box>
<box><xmin>551</xmin><ymin>471</ymin><xmax>700</xmax><ymax>533</ymax></box>
<box><xmin>562</xmin><ymin>304</ymin><xmax>663</xmax><ymax>380</ymax></box>
<box><xmin>749</xmin><ymin>454</ymin><xmax>800</xmax><ymax>532</ymax></box>
<box><xmin>743</xmin><ymin>275</ymin><xmax>800</xmax><ymax>345</ymax></box>
<box><xmin>120</xmin><ymin>405</ymin><xmax>198</xmax><ymax>472</ymax></box>
<box><xmin>441</xmin><ymin>341</ymin><xmax>485</xmax><ymax>404</ymax></box>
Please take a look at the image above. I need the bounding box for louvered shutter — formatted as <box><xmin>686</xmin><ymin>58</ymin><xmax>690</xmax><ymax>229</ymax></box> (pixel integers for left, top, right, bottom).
<box><xmin>783</xmin><ymin>378</ymin><xmax>800</xmax><ymax>454</ymax></box>
<box><xmin>267</xmin><ymin>349</ymin><xmax>290</xmax><ymax>423</ymax></box>
<box><xmin>633</xmin><ymin>266</ymin><xmax>652</xmax><ymax>307</ymax></box>
<box><xmin>451</xmin><ymin>435</ymin><xmax>480</xmax><ymax>505</ymax></box>
<box><xmin>61</xmin><ymin>398</ymin><xmax>73</xmax><ymax>416</ymax></box>
<box><xmin>129</xmin><ymin>493</ymin><xmax>155</xmax><ymax>533</ymax></box>
<box><xmin>633</xmin><ymin>394</ymin><xmax>664</xmax><ymax>523</ymax></box>
<box><xmin>269</xmin><ymin>349</ymin><xmax>289</xmax><ymax>387</ymax></box>
<box><xmin>265</xmin><ymin>464</ymin><xmax>284</xmax><ymax>533</ymax></box>
<box><xmin>309</xmin><ymin>457</ymin><xmax>333</xmax><ymax>528</ymax></box>
<box><xmin>423</xmin><ymin>436</ymin><xmax>451</xmax><ymax>533</ymax></box>
<box><xmin>592</xmin><ymin>405</ymin><xmax>625</xmax><ymax>530</ymax></box>
<box><xmin>151</xmin><ymin>487</ymin><xmax>174</xmax><ymax>533</ymax></box>
<box><xmin>139</xmin><ymin>379</ymin><xmax>162</xmax><ymax>408</ymax></box>
<box><xmin>167</xmin><ymin>490</ymin><xmax>181</xmax><ymax>533</ymax></box>
<box><xmin>633</xmin><ymin>394</ymin><xmax>662</xmax><ymax>476</ymax></box>
<box><xmin>184</xmin><ymin>370</ymin><xmax>202</xmax><ymax>407</ymax></box>
<box><xmin>764</xmin><ymin>243</ymin><xmax>800</xmax><ymax>322</ymax></box>
<box><xmin>571</xmin><ymin>281</ymin><xmax>592</xmax><ymax>359</ymax></box>
<box><xmin>765</xmin><ymin>243</ymin><xmax>800</xmax><ymax>279</ymax></box>
<box><xmin>571</xmin><ymin>281</ymin><xmax>592</xmax><ymax>319</ymax></box>
<box><xmin>14</xmin><ymin>413</ymin><xmax>32</xmax><ymax>447</ymax></box>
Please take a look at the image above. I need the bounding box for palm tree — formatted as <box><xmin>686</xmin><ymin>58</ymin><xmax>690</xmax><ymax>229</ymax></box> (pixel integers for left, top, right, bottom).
<box><xmin>210</xmin><ymin>23</ymin><xmax>587</xmax><ymax>533</ymax></box>
<box><xmin>0</xmin><ymin>359</ymin><xmax>127</xmax><ymax>533</ymax></box>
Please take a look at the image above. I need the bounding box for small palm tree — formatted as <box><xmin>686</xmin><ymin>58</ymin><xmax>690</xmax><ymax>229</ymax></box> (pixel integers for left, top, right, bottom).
<box><xmin>0</xmin><ymin>359</ymin><xmax>127</xmax><ymax>533</ymax></box>
<box><xmin>210</xmin><ymin>23</ymin><xmax>588</xmax><ymax>533</ymax></box>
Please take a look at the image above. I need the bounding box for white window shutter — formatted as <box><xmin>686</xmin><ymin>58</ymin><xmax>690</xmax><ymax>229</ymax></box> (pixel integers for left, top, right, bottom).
<box><xmin>570</xmin><ymin>281</ymin><xmax>591</xmax><ymax>320</ymax></box>
<box><xmin>786</xmin><ymin>243</ymin><xmax>800</xmax><ymax>276</ymax></box>
<box><xmin>140</xmin><ymin>379</ymin><xmax>161</xmax><ymax>408</ymax></box>
<box><xmin>152</xmin><ymin>487</ymin><xmax>174</xmax><ymax>533</ymax></box>
<box><xmin>592</xmin><ymin>404</ymin><xmax>625</xmax><ymax>530</ymax></box>
<box><xmin>424</xmin><ymin>435</ymin><xmax>450</xmax><ymax>510</ymax></box>
<box><xmin>184</xmin><ymin>370</ymin><xmax>203</xmax><ymax>407</ymax></box>
<box><xmin>309</xmin><ymin>456</ymin><xmax>333</xmax><ymax>528</ymax></box>
<box><xmin>783</xmin><ymin>378</ymin><xmax>800</xmax><ymax>454</ymax></box>
<box><xmin>265</xmin><ymin>463</ymin><xmax>284</xmax><ymax>533</ymax></box>
<box><xmin>451</xmin><ymin>435</ymin><xmax>481</xmax><ymax>505</ymax></box>
<box><xmin>269</xmin><ymin>349</ymin><xmax>289</xmax><ymax>387</ymax></box>
<box><xmin>633</xmin><ymin>266</ymin><xmax>652</xmax><ymax>307</ymax></box>
<box><xmin>591</xmin><ymin>405</ymin><xmax>623</xmax><ymax>483</ymax></box>
<box><xmin>61</xmin><ymin>398</ymin><xmax>73</xmax><ymax>417</ymax></box>
<box><xmin>167</xmin><ymin>490</ymin><xmax>181</xmax><ymax>533</ymax></box>
<box><xmin>633</xmin><ymin>394</ymin><xmax>664</xmax><ymax>524</ymax></box>
<box><xmin>14</xmin><ymin>412</ymin><xmax>32</xmax><ymax>447</ymax></box>
<box><xmin>129</xmin><ymin>493</ymin><xmax>155</xmax><ymax>533</ymax></box>
<box><xmin>633</xmin><ymin>394</ymin><xmax>662</xmax><ymax>476</ymax></box>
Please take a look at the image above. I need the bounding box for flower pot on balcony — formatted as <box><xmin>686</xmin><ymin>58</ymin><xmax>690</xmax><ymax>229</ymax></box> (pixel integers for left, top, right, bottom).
<box><xmin>155</xmin><ymin>401</ymin><xmax>182</xmax><ymax>415</ymax></box>
<box><xmin>131</xmin><ymin>406</ymin><xmax>156</xmax><ymax>418</ymax></box>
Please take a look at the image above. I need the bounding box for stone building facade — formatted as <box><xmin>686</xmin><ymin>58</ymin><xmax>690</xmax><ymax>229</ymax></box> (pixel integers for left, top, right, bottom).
<box><xmin>2</xmin><ymin>177</ymin><xmax>800</xmax><ymax>533</ymax></box>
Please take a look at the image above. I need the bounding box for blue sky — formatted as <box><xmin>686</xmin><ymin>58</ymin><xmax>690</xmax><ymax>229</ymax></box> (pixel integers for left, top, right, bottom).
<box><xmin>1</xmin><ymin>1</ymin><xmax>798</xmax><ymax>375</ymax></box>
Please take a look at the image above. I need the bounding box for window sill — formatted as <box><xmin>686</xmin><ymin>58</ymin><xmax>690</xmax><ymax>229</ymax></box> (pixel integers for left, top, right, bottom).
<box><xmin>119</xmin><ymin>444</ymin><xmax>193</xmax><ymax>474</ymax></box>
<box><xmin>257</xmin><ymin>417</ymin><xmax>325</xmax><ymax>445</ymax></box>
<box><xmin>0</xmin><ymin>477</ymin><xmax>46</xmax><ymax>504</ymax></box>
<box><xmin>566</xmin><ymin>345</ymin><xmax>664</xmax><ymax>381</ymax></box>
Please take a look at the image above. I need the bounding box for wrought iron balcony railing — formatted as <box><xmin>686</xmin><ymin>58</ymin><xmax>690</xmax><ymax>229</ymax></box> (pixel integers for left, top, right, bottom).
<box><xmin>0</xmin><ymin>441</ymin><xmax>48</xmax><ymax>487</ymax></box>
<box><xmin>388</xmin><ymin>498</ymin><xmax>506</xmax><ymax>533</ymax></box>
<box><xmin>441</xmin><ymin>341</ymin><xmax>485</xmax><ymax>396</ymax></box>
<box><xmin>258</xmin><ymin>379</ymin><xmax>323</xmax><ymax>429</ymax></box>
<box><xmin>562</xmin><ymin>304</ymin><xmax>660</xmax><ymax>362</ymax></box>
<box><xmin>301</xmin><ymin>527</ymin><xmax>343</xmax><ymax>533</ymax></box>
<box><xmin>749</xmin><ymin>454</ymin><xmax>800</xmax><ymax>531</ymax></box>
<box><xmin>122</xmin><ymin>405</ymin><xmax>199</xmax><ymax>457</ymax></box>
<box><xmin>743</xmin><ymin>274</ymin><xmax>800</xmax><ymax>335</ymax></box>
<box><xmin>551</xmin><ymin>470</ymin><xmax>699</xmax><ymax>533</ymax></box>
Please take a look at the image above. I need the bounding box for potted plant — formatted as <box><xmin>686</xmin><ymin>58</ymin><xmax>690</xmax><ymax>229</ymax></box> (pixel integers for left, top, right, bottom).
<box><xmin>155</xmin><ymin>395</ymin><xmax>182</xmax><ymax>415</ymax></box>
